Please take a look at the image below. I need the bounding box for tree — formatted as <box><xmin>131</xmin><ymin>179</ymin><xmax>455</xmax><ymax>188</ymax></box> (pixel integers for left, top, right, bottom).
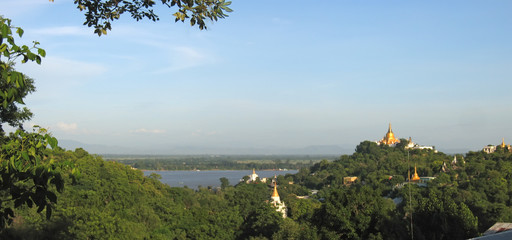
<box><xmin>0</xmin><ymin>16</ymin><xmax>71</xmax><ymax>229</ymax></box>
<box><xmin>220</xmin><ymin>177</ymin><xmax>230</xmax><ymax>190</ymax></box>
<box><xmin>314</xmin><ymin>186</ymin><xmax>398</xmax><ymax>239</ymax></box>
<box><xmin>414</xmin><ymin>189</ymin><xmax>478</xmax><ymax>239</ymax></box>
<box><xmin>67</xmin><ymin>0</ymin><xmax>232</xmax><ymax>36</ymax></box>
<box><xmin>0</xmin><ymin>18</ymin><xmax>44</xmax><ymax>136</ymax></box>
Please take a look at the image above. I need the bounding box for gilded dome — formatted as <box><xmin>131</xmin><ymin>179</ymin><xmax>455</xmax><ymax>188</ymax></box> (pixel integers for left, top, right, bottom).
<box><xmin>378</xmin><ymin>123</ymin><xmax>400</xmax><ymax>145</ymax></box>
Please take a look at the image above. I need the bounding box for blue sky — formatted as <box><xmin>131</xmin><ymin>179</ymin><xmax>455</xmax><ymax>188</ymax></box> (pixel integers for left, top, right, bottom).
<box><xmin>2</xmin><ymin>0</ymin><xmax>511</xmax><ymax>153</ymax></box>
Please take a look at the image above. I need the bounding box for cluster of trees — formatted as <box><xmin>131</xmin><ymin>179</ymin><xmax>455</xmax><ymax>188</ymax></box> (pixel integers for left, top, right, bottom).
<box><xmin>3</xmin><ymin>140</ymin><xmax>510</xmax><ymax>239</ymax></box>
<box><xmin>105</xmin><ymin>155</ymin><xmax>331</xmax><ymax>171</ymax></box>
<box><xmin>0</xmin><ymin>147</ymin><xmax>318</xmax><ymax>239</ymax></box>
<box><xmin>290</xmin><ymin>140</ymin><xmax>512</xmax><ymax>239</ymax></box>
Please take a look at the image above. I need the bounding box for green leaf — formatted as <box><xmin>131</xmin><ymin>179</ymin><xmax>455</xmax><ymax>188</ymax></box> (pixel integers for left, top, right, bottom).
<box><xmin>21</xmin><ymin>151</ymin><xmax>29</xmax><ymax>161</ymax></box>
<box><xmin>16</xmin><ymin>27</ymin><xmax>24</xmax><ymax>37</ymax></box>
<box><xmin>37</xmin><ymin>48</ymin><xmax>46</xmax><ymax>57</ymax></box>
<box><xmin>1</xmin><ymin>24</ymin><xmax>9</xmax><ymax>38</ymax></box>
<box><xmin>29</xmin><ymin>147</ymin><xmax>36</xmax><ymax>157</ymax></box>
<box><xmin>50</xmin><ymin>137</ymin><xmax>58</xmax><ymax>149</ymax></box>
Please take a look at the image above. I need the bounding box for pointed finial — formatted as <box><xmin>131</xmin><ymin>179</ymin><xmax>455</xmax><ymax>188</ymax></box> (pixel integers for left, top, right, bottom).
<box><xmin>253</xmin><ymin>168</ymin><xmax>255</xmax><ymax>175</ymax></box>
<box><xmin>272</xmin><ymin>179</ymin><xmax>279</xmax><ymax>198</ymax></box>
<box><xmin>412</xmin><ymin>164</ymin><xmax>420</xmax><ymax>181</ymax></box>
<box><xmin>389</xmin><ymin>123</ymin><xmax>392</xmax><ymax>132</ymax></box>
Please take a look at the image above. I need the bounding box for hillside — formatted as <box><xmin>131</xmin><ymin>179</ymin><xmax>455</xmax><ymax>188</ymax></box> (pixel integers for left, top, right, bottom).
<box><xmin>2</xmin><ymin>140</ymin><xmax>512</xmax><ymax>239</ymax></box>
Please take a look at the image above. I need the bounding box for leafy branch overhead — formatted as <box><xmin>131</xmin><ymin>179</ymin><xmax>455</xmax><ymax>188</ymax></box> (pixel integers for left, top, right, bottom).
<box><xmin>71</xmin><ymin>0</ymin><xmax>233</xmax><ymax>36</ymax></box>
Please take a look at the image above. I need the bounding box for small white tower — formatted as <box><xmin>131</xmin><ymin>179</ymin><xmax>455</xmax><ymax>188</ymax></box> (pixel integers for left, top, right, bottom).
<box><xmin>249</xmin><ymin>168</ymin><xmax>259</xmax><ymax>182</ymax></box>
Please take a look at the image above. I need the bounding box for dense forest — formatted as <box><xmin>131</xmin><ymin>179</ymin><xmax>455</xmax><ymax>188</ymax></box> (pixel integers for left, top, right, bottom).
<box><xmin>103</xmin><ymin>155</ymin><xmax>334</xmax><ymax>171</ymax></box>
<box><xmin>1</xmin><ymin>140</ymin><xmax>511</xmax><ymax>239</ymax></box>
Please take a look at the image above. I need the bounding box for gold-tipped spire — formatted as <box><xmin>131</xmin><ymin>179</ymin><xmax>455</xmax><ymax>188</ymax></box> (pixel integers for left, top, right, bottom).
<box><xmin>252</xmin><ymin>168</ymin><xmax>256</xmax><ymax>175</ymax></box>
<box><xmin>272</xmin><ymin>182</ymin><xmax>279</xmax><ymax>198</ymax></box>
<box><xmin>378</xmin><ymin>123</ymin><xmax>400</xmax><ymax>145</ymax></box>
<box><xmin>501</xmin><ymin>138</ymin><xmax>506</xmax><ymax>148</ymax></box>
<box><xmin>412</xmin><ymin>165</ymin><xmax>420</xmax><ymax>181</ymax></box>
<box><xmin>272</xmin><ymin>176</ymin><xmax>279</xmax><ymax>198</ymax></box>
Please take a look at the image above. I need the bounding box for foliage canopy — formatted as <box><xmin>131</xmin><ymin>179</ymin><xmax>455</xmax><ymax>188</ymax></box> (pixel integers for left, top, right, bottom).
<box><xmin>68</xmin><ymin>0</ymin><xmax>232</xmax><ymax>35</ymax></box>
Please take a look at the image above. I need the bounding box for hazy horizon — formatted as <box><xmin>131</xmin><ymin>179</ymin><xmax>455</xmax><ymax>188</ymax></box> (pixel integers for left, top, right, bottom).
<box><xmin>3</xmin><ymin>1</ymin><xmax>511</xmax><ymax>153</ymax></box>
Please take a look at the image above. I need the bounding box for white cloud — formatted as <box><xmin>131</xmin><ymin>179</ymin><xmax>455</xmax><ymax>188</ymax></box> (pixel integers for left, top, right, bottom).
<box><xmin>55</xmin><ymin>122</ymin><xmax>78</xmax><ymax>132</ymax></box>
<box><xmin>131</xmin><ymin>128</ymin><xmax>166</xmax><ymax>134</ymax></box>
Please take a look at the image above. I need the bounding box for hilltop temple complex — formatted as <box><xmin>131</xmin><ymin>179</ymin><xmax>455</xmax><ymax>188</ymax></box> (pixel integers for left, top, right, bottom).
<box><xmin>376</xmin><ymin>123</ymin><xmax>436</xmax><ymax>151</ymax></box>
<box><xmin>483</xmin><ymin>138</ymin><xmax>512</xmax><ymax>153</ymax></box>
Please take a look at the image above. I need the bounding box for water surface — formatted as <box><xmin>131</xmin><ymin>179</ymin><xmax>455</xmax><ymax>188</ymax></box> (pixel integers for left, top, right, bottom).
<box><xmin>143</xmin><ymin>170</ymin><xmax>298</xmax><ymax>189</ymax></box>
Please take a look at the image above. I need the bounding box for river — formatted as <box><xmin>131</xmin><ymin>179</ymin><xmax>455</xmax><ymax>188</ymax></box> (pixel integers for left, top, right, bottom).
<box><xmin>143</xmin><ymin>170</ymin><xmax>298</xmax><ymax>189</ymax></box>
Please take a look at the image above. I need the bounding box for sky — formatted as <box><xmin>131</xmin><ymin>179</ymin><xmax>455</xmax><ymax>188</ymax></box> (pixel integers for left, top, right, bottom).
<box><xmin>2</xmin><ymin>0</ymin><xmax>511</xmax><ymax>154</ymax></box>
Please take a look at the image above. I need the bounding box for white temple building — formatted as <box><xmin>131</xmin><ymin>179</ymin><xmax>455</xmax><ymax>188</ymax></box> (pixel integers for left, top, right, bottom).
<box><xmin>246</xmin><ymin>169</ymin><xmax>267</xmax><ymax>183</ymax></box>
<box><xmin>270</xmin><ymin>178</ymin><xmax>287</xmax><ymax>218</ymax></box>
<box><xmin>249</xmin><ymin>168</ymin><xmax>258</xmax><ymax>182</ymax></box>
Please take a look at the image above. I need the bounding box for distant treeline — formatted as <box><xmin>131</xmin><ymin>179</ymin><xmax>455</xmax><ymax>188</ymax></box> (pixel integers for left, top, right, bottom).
<box><xmin>102</xmin><ymin>154</ymin><xmax>337</xmax><ymax>170</ymax></box>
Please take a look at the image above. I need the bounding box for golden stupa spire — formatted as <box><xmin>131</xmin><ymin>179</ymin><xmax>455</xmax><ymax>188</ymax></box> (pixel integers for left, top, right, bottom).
<box><xmin>252</xmin><ymin>168</ymin><xmax>256</xmax><ymax>175</ymax></box>
<box><xmin>412</xmin><ymin>165</ymin><xmax>420</xmax><ymax>181</ymax></box>
<box><xmin>378</xmin><ymin>123</ymin><xmax>400</xmax><ymax>145</ymax></box>
<box><xmin>272</xmin><ymin>177</ymin><xmax>279</xmax><ymax>198</ymax></box>
<box><xmin>501</xmin><ymin>138</ymin><xmax>506</xmax><ymax>148</ymax></box>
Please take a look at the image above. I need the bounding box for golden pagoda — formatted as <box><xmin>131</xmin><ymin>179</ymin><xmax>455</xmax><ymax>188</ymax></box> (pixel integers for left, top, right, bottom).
<box><xmin>499</xmin><ymin>138</ymin><xmax>512</xmax><ymax>152</ymax></box>
<box><xmin>270</xmin><ymin>177</ymin><xmax>287</xmax><ymax>218</ymax></box>
<box><xmin>377</xmin><ymin>123</ymin><xmax>401</xmax><ymax>145</ymax></box>
<box><xmin>271</xmin><ymin>181</ymin><xmax>279</xmax><ymax>198</ymax></box>
<box><xmin>411</xmin><ymin>165</ymin><xmax>420</xmax><ymax>182</ymax></box>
